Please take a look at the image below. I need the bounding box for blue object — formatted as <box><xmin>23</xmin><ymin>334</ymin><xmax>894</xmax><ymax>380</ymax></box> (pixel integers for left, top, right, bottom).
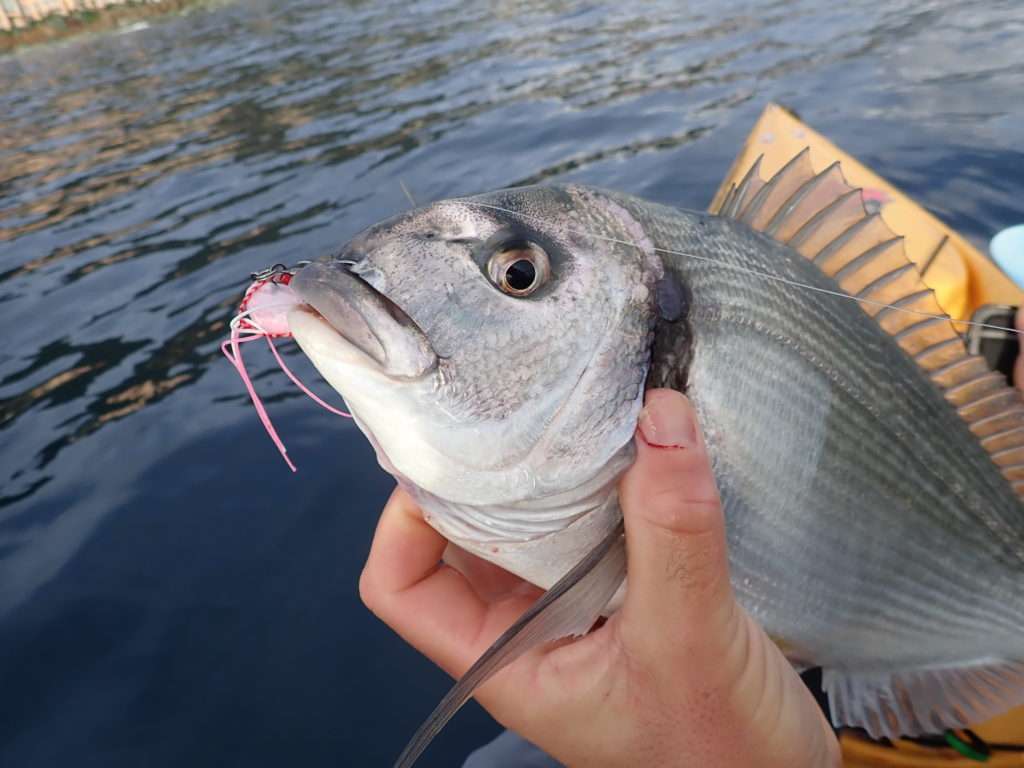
<box><xmin>991</xmin><ymin>225</ymin><xmax>1024</xmax><ymax>290</ymax></box>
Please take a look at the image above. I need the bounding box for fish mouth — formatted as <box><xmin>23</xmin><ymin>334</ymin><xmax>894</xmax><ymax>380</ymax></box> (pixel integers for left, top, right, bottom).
<box><xmin>287</xmin><ymin>261</ymin><xmax>437</xmax><ymax>379</ymax></box>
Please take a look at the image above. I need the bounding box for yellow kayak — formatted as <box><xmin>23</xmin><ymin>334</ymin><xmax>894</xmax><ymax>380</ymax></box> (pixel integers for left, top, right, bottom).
<box><xmin>713</xmin><ymin>103</ymin><xmax>1022</xmax><ymax>323</ymax></box>
<box><xmin>714</xmin><ymin>104</ymin><xmax>1024</xmax><ymax>767</ymax></box>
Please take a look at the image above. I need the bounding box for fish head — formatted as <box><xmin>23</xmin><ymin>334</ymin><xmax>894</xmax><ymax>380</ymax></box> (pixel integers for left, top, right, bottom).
<box><xmin>288</xmin><ymin>185</ymin><xmax>663</xmax><ymax>569</ymax></box>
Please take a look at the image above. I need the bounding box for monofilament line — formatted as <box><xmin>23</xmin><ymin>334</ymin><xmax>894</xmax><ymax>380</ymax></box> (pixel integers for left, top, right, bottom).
<box><xmin>458</xmin><ymin>200</ymin><xmax>1024</xmax><ymax>338</ymax></box>
<box><xmin>400</xmin><ymin>179</ymin><xmax>417</xmax><ymax>208</ymax></box>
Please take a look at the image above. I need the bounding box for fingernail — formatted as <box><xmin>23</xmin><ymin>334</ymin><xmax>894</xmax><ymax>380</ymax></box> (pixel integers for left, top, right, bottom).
<box><xmin>638</xmin><ymin>391</ymin><xmax>698</xmax><ymax>448</ymax></box>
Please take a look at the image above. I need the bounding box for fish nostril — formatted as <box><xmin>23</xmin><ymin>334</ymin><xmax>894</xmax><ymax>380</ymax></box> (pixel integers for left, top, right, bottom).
<box><xmin>328</xmin><ymin>251</ymin><xmax>381</xmax><ymax>284</ymax></box>
<box><xmin>330</xmin><ymin>247</ymin><xmax>364</xmax><ymax>270</ymax></box>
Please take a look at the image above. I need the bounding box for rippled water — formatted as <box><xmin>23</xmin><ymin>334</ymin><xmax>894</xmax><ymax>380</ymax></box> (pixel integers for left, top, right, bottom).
<box><xmin>1</xmin><ymin>0</ymin><xmax>1022</xmax><ymax>764</ymax></box>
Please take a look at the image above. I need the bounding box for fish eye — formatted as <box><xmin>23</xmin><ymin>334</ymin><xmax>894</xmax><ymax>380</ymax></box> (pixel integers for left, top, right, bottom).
<box><xmin>487</xmin><ymin>241</ymin><xmax>550</xmax><ymax>297</ymax></box>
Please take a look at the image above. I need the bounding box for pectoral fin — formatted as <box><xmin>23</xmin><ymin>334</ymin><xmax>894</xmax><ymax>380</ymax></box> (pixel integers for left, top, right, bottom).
<box><xmin>823</xmin><ymin>658</ymin><xmax>1024</xmax><ymax>740</ymax></box>
<box><xmin>393</xmin><ymin>518</ymin><xmax>627</xmax><ymax>768</ymax></box>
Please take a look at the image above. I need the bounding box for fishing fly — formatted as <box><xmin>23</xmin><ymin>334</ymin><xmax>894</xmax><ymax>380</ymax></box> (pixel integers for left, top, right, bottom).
<box><xmin>221</xmin><ymin>262</ymin><xmax>350</xmax><ymax>472</ymax></box>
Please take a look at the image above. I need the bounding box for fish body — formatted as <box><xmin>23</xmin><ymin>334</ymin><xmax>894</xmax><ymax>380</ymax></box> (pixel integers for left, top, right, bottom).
<box><xmin>284</xmin><ymin>164</ymin><xmax>1024</xmax><ymax>743</ymax></box>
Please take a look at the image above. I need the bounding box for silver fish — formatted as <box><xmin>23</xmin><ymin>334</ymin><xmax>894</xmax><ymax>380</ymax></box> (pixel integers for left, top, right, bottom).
<box><xmin>285</xmin><ymin>151</ymin><xmax>1024</xmax><ymax>762</ymax></box>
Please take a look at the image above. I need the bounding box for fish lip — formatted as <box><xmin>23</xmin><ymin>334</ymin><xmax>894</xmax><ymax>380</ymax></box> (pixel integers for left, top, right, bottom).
<box><xmin>288</xmin><ymin>261</ymin><xmax>437</xmax><ymax>379</ymax></box>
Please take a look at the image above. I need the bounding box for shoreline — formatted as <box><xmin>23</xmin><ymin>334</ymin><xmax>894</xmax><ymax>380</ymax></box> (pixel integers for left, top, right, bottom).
<box><xmin>0</xmin><ymin>0</ymin><xmax>198</xmax><ymax>53</ymax></box>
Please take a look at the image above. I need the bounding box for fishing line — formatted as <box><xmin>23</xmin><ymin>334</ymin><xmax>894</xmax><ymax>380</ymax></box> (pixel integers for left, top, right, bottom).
<box><xmin>458</xmin><ymin>200</ymin><xmax>1024</xmax><ymax>338</ymax></box>
<box><xmin>399</xmin><ymin>179</ymin><xmax>417</xmax><ymax>208</ymax></box>
<box><xmin>226</xmin><ymin>197</ymin><xmax>1020</xmax><ymax>471</ymax></box>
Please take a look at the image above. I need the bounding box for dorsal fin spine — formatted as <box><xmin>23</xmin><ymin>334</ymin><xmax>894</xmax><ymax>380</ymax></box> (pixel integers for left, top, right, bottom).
<box><xmin>872</xmin><ymin>288</ymin><xmax>935</xmax><ymax>320</ymax></box>
<box><xmin>913</xmin><ymin>336</ymin><xmax>963</xmax><ymax>366</ymax></box>
<box><xmin>933</xmin><ymin>357</ymin><xmax>982</xmax><ymax>377</ymax></box>
<box><xmin>788</xmin><ymin>189</ymin><xmax>861</xmax><ymax>250</ymax></box>
<box><xmin>969</xmin><ymin>407</ymin><xmax>1024</xmax><ymax>437</ymax></box>
<box><xmin>856</xmin><ymin>263</ymin><xmax>916</xmax><ymax>301</ymax></box>
<box><xmin>764</xmin><ymin>161</ymin><xmax>841</xmax><ymax>238</ymax></box>
<box><xmin>717</xmin><ymin>150</ymin><xmax>1024</xmax><ymax>503</ymax></box>
<box><xmin>812</xmin><ymin>213</ymin><xmax>881</xmax><ymax>265</ymax></box>
<box><xmin>718</xmin><ymin>184</ymin><xmax>738</xmax><ymax>217</ymax></box>
<box><xmin>982</xmin><ymin>427</ymin><xmax>1024</xmax><ymax>449</ymax></box>
<box><xmin>991</xmin><ymin>445</ymin><xmax>1024</xmax><ymax>462</ymax></box>
<box><xmin>945</xmin><ymin>372</ymin><xmax>1005</xmax><ymax>399</ymax></box>
<box><xmin>834</xmin><ymin>237</ymin><xmax>904</xmax><ymax>284</ymax></box>
<box><xmin>722</xmin><ymin>156</ymin><xmax>763</xmax><ymax>218</ymax></box>
<box><xmin>958</xmin><ymin>390</ymin><xmax>1019</xmax><ymax>421</ymax></box>
<box><xmin>963</xmin><ymin>389</ymin><xmax>1020</xmax><ymax>409</ymax></box>
<box><xmin>738</xmin><ymin>148</ymin><xmax>811</xmax><ymax>225</ymax></box>
<box><xmin>893</xmin><ymin>315</ymin><xmax>947</xmax><ymax>342</ymax></box>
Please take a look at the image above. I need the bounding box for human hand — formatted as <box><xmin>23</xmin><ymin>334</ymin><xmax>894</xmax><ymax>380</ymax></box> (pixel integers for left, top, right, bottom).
<box><xmin>359</xmin><ymin>389</ymin><xmax>840</xmax><ymax>767</ymax></box>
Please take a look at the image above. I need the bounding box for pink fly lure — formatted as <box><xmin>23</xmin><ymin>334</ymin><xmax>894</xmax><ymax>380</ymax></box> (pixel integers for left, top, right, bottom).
<box><xmin>221</xmin><ymin>264</ymin><xmax>351</xmax><ymax>472</ymax></box>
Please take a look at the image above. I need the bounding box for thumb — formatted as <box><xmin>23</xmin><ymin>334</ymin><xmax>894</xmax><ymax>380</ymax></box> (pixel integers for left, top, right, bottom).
<box><xmin>618</xmin><ymin>389</ymin><xmax>737</xmax><ymax>658</ymax></box>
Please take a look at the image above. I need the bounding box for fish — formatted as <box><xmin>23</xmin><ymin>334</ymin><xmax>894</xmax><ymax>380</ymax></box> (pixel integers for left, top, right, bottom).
<box><xmin>279</xmin><ymin>149</ymin><xmax>1024</xmax><ymax>763</ymax></box>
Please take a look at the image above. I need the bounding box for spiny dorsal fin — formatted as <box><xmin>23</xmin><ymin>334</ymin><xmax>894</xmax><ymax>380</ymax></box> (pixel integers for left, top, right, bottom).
<box><xmin>719</xmin><ymin>156</ymin><xmax>764</xmax><ymax>219</ymax></box>
<box><xmin>711</xmin><ymin>150</ymin><xmax>1024</xmax><ymax>501</ymax></box>
<box><xmin>738</xmin><ymin>148</ymin><xmax>814</xmax><ymax>230</ymax></box>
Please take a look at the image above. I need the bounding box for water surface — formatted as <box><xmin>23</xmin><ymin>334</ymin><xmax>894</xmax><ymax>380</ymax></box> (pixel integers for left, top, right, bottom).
<box><xmin>2</xmin><ymin>0</ymin><xmax>1023</xmax><ymax>764</ymax></box>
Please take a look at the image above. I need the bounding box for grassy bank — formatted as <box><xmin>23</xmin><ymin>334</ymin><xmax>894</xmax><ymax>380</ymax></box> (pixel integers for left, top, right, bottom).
<box><xmin>0</xmin><ymin>0</ymin><xmax>199</xmax><ymax>53</ymax></box>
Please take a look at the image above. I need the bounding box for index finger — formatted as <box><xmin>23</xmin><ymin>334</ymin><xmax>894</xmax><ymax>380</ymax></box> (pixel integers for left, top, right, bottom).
<box><xmin>358</xmin><ymin>488</ymin><xmax>541</xmax><ymax>678</ymax></box>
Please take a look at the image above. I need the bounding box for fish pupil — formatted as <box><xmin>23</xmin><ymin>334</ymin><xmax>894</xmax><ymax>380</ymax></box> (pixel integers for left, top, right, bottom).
<box><xmin>505</xmin><ymin>259</ymin><xmax>536</xmax><ymax>291</ymax></box>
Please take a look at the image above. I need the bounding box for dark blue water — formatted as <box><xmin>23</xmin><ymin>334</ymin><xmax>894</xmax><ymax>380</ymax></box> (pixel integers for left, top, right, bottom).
<box><xmin>1</xmin><ymin>0</ymin><xmax>1022</xmax><ymax>764</ymax></box>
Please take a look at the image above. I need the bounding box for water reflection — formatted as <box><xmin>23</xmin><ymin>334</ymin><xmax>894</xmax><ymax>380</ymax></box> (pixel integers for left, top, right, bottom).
<box><xmin>1</xmin><ymin>0</ymin><xmax>1023</xmax><ymax>764</ymax></box>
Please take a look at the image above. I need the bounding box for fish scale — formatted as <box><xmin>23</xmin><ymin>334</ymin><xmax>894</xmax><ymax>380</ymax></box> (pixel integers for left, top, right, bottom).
<box><xmin>619</xmin><ymin>200</ymin><xmax>1024</xmax><ymax>661</ymax></box>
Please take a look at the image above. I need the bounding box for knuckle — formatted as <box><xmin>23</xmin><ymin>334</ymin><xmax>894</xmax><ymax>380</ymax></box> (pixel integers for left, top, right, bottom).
<box><xmin>357</xmin><ymin>567</ymin><xmax>385</xmax><ymax>616</ymax></box>
<box><xmin>643</xmin><ymin>484</ymin><xmax>722</xmax><ymax>536</ymax></box>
